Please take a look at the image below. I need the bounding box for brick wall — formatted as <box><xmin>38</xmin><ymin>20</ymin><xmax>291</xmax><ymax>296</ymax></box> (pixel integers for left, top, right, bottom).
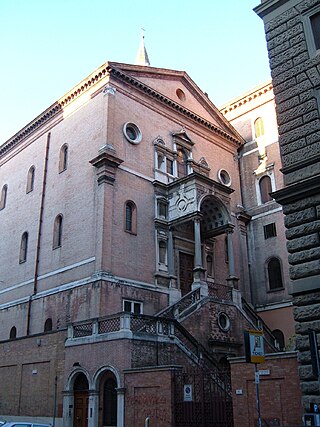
<box><xmin>124</xmin><ymin>367</ymin><xmax>175</xmax><ymax>427</ymax></box>
<box><xmin>230</xmin><ymin>352</ymin><xmax>303</xmax><ymax>427</ymax></box>
<box><xmin>0</xmin><ymin>330</ymin><xmax>66</xmax><ymax>419</ymax></box>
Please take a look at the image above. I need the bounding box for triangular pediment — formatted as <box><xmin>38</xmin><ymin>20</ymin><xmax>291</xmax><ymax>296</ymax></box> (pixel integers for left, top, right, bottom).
<box><xmin>172</xmin><ymin>129</ymin><xmax>194</xmax><ymax>146</ymax></box>
<box><xmin>108</xmin><ymin>62</ymin><xmax>244</xmax><ymax>146</ymax></box>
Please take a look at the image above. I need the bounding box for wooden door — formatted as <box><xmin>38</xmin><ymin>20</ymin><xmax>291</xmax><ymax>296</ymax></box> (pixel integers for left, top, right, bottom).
<box><xmin>74</xmin><ymin>392</ymin><xmax>89</xmax><ymax>427</ymax></box>
<box><xmin>179</xmin><ymin>252</ymin><xmax>194</xmax><ymax>296</ymax></box>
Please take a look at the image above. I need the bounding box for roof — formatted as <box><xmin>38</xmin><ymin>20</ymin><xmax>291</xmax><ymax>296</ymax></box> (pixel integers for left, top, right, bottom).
<box><xmin>0</xmin><ymin>61</ymin><xmax>244</xmax><ymax>157</ymax></box>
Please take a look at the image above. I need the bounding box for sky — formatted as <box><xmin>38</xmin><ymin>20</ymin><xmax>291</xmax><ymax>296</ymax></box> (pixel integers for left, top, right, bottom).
<box><xmin>0</xmin><ymin>0</ymin><xmax>271</xmax><ymax>144</ymax></box>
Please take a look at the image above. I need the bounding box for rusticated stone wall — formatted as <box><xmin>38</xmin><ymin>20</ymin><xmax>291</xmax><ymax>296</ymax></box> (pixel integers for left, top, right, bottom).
<box><xmin>255</xmin><ymin>0</ymin><xmax>320</xmax><ymax>410</ymax></box>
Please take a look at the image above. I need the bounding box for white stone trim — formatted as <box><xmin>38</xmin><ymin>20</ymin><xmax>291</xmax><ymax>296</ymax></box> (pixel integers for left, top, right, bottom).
<box><xmin>255</xmin><ymin>301</ymin><xmax>293</xmax><ymax>312</ymax></box>
<box><xmin>250</xmin><ymin>206</ymin><xmax>283</xmax><ymax>220</ymax></box>
<box><xmin>255</xmin><ymin>169</ymin><xmax>276</xmax><ymax>205</ymax></box>
<box><xmin>0</xmin><ymin>256</ymin><xmax>95</xmax><ymax>296</ymax></box>
<box><xmin>118</xmin><ymin>164</ymin><xmax>154</xmax><ymax>182</ymax></box>
<box><xmin>0</xmin><ymin>271</ymin><xmax>170</xmax><ymax>310</ymax></box>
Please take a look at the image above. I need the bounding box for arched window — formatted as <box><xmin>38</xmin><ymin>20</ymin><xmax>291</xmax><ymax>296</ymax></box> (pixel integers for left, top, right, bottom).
<box><xmin>254</xmin><ymin>117</ymin><xmax>265</xmax><ymax>138</ymax></box>
<box><xmin>26</xmin><ymin>166</ymin><xmax>35</xmax><ymax>193</ymax></box>
<box><xmin>0</xmin><ymin>184</ymin><xmax>7</xmax><ymax>210</ymax></box>
<box><xmin>53</xmin><ymin>214</ymin><xmax>63</xmax><ymax>248</ymax></box>
<box><xmin>10</xmin><ymin>326</ymin><xmax>17</xmax><ymax>340</ymax></box>
<box><xmin>19</xmin><ymin>232</ymin><xmax>28</xmax><ymax>263</ymax></box>
<box><xmin>267</xmin><ymin>257</ymin><xmax>283</xmax><ymax>290</ymax></box>
<box><xmin>259</xmin><ymin>175</ymin><xmax>272</xmax><ymax>204</ymax></box>
<box><xmin>59</xmin><ymin>144</ymin><xmax>68</xmax><ymax>173</ymax></box>
<box><xmin>44</xmin><ymin>318</ymin><xmax>53</xmax><ymax>332</ymax></box>
<box><xmin>176</xmin><ymin>148</ymin><xmax>188</xmax><ymax>177</ymax></box>
<box><xmin>159</xmin><ymin>240</ymin><xmax>167</xmax><ymax>265</ymax></box>
<box><xmin>273</xmin><ymin>329</ymin><xmax>285</xmax><ymax>351</ymax></box>
<box><xmin>125</xmin><ymin>201</ymin><xmax>137</xmax><ymax>234</ymax></box>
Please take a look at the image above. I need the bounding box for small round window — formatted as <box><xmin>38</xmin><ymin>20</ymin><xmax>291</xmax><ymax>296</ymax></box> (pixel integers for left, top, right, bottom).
<box><xmin>218</xmin><ymin>312</ymin><xmax>230</xmax><ymax>332</ymax></box>
<box><xmin>176</xmin><ymin>88</ymin><xmax>186</xmax><ymax>102</ymax></box>
<box><xmin>218</xmin><ymin>169</ymin><xmax>231</xmax><ymax>187</ymax></box>
<box><xmin>123</xmin><ymin>122</ymin><xmax>142</xmax><ymax>144</ymax></box>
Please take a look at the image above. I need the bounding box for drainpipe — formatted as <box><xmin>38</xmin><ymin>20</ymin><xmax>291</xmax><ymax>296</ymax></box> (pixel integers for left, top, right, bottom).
<box><xmin>26</xmin><ymin>132</ymin><xmax>51</xmax><ymax>335</ymax></box>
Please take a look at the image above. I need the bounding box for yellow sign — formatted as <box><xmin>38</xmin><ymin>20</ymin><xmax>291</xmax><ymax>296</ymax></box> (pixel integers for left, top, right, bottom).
<box><xmin>244</xmin><ymin>330</ymin><xmax>265</xmax><ymax>364</ymax></box>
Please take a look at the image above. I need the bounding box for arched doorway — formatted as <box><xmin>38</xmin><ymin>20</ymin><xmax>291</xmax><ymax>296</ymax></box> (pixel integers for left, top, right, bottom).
<box><xmin>99</xmin><ymin>371</ymin><xmax>117</xmax><ymax>427</ymax></box>
<box><xmin>73</xmin><ymin>373</ymin><xmax>89</xmax><ymax>427</ymax></box>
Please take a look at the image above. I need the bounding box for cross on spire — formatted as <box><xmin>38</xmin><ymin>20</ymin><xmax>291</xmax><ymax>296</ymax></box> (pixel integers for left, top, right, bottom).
<box><xmin>134</xmin><ymin>28</ymin><xmax>150</xmax><ymax>66</ymax></box>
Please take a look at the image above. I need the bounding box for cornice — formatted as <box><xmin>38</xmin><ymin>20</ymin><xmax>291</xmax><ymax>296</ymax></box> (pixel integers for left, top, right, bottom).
<box><xmin>254</xmin><ymin>0</ymin><xmax>294</xmax><ymax>19</ymax></box>
<box><xmin>0</xmin><ymin>63</ymin><xmax>111</xmax><ymax>158</ymax></box>
<box><xmin>109</xmin><ymin>66</ymin><xmax>243</xmax><ymax>146</ymax></box>
<box><xmin>0</xmin><ymin>61</ymin><xmax>242</xmax><ymax>158</ymax></box>
<box><xmin>0</xmin><ymin>103</ymin><xmax>61</xmax><ymax>157</ymax></box>
<box><xmin>220</xmin><ymin>81</ymin><xmax>273</xmax><ymax>115</ymax></box>
<box><xmin>272</xmin><ymin>174</ymin><xmax>320</xmax><ymax>205</ymax></box>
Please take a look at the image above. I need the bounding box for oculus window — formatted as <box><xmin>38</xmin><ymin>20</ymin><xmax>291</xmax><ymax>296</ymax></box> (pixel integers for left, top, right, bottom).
<box><xmin>123</xmin><ymin>122</ymin><xmax>142</xmax><ymax>144</ymax></box>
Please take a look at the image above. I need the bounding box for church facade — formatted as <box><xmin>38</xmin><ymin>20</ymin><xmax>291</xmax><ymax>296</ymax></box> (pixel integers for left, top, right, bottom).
<box><xmin>0</xmin><ymin>58</ymin><xmax>291</xmax><ymax>427</ymax></box>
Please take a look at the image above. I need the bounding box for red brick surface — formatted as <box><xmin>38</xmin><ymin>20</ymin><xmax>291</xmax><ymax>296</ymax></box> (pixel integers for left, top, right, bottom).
<box><xmin>230</xmin><ymin>353</ymin><xmax>303</xmax><ymax>427</ymax></box>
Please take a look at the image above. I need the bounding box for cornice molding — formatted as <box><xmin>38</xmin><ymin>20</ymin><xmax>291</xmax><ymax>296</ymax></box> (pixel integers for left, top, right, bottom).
<box><xmin>0</xmin><ymin>63</ymin><xmax>112</xmax><ymax>158</ymax></box>
<box><xmin>109</xmin><ymin>66</ymin><xmax>242</xmax><ymax>146</ymax></box>
<box><xmin>272</xmin><ymin>174</ymin><xmax>320</xmax><ymax>205</ymax></box>
<box><xmin>0</xmin><ymin>61</ymin><xmax>242</xmax><ymax>158</ymax></box>
<box><xmin>220</xmin><ymin>81</ymin><xmax>273</xmax><ymax>115</ymax></box>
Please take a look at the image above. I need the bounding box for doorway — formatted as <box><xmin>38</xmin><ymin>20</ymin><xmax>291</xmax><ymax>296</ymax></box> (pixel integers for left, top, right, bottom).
<box><xmin>179</xmin><ymin>252</ymin><xmax>194</xmax><ymax>296</ymax></box>
<box><xmin>73</xmin><ymin>373</ymin><xmax>89</xmax><ymax>427</ymax></box>
<box><xmin>99</xmin><ymin>372</ymin><xmax>117</xmax><ymax>427</ymax></box>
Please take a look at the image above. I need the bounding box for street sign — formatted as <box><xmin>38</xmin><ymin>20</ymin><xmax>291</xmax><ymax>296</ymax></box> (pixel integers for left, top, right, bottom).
<box><xmin>244</xmin><ymin>330</ymin><xmax>265</xmax><ymax>364</ymax></box>
<box><xmin>183</xmin><ymin>384</ymin><xmax>193</xmax><ymax>402</ymax></box>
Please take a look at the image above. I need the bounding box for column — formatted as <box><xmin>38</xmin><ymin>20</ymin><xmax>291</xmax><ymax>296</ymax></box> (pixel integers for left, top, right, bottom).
<box><xmin>194</xmin><ymin>217</ymin><xmax>202</xmax><ymax>270</ymax></box>
<box><xmin>116</xmin><ymin>388</ymin><xmax>125</xmax><ymax>427</ymax></box>
<box><xmin>226</xmin><ymin>228</ymin><xmax>239</xmax><ymax>288</ymax></box>
<box><xmin>62</xmin><ymin>392</ymin><xmax>74</xmax><ymax>427</ymax></box>
<box><xmin>167</xmin><ymin>227</ymin><xmax>180</xmax><ymax>304</ymax></box>
<box><xmin>88</xmin><ymin>391</ymin><xmax>99</xmax><ymax>427</ymax></box>
<box><xmin>192</xmin><ymin>217</ymin><xmax>207</xmax><ymax>296</ymax></box>
<box><xmin>168</xmin><ymin>228</ymin><xmax>177</xmax><ymax>287</ymax></box>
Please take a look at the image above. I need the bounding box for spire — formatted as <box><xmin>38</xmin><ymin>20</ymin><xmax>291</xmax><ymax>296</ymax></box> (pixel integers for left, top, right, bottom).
<box><xmin>134</xmin><ymin>29</ymin><xmax>150</xmax><ymax>66</ymax></box>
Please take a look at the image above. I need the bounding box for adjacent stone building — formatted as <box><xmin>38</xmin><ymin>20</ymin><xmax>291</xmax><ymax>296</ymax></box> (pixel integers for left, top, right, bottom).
<box><xmin>255</xmin><ymin>0</ymin><xmax>320</xmax><ymax>411</ymax></box>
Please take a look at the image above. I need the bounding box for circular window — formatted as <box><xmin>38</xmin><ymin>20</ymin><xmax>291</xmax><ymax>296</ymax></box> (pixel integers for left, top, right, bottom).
<box><xmin>218</xmin><ymin>169</ymin><xmax>231</xmax><ymax>187</ymax></box>
<box><xmin>176</xmin><ymin>88</ymin><xmax>186</xmax><ymax>102</ymax></box>
<box><xmin>123</xmin><ymin>122</ymin><xmax>142</xmax><ymax>144</ymax></box>
<box><xmin>218</xmin><ymin>312</ymin><xmax>230</xmax><ymax>332</ymax></box>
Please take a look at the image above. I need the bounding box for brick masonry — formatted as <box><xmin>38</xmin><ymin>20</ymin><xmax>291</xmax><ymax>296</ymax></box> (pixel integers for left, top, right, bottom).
<box><xmin>230</xmin><ymin>353</ymin><xmax>303</xmax><ymax>427</ymax></box>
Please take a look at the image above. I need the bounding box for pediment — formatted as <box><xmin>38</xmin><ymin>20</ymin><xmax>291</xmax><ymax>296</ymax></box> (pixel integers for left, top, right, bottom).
<box><xmin>172</xmin><ymin>129</ymin><xmax>194</xmax><ymax>147</ymax></box>
<box><xmin>108</xmin><ymin>62</ymin><xmax>244</xmax><ymax>146</ymax></box>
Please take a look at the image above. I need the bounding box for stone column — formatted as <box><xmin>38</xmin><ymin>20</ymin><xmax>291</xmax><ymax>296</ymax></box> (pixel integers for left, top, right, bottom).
<box><xmin>192</xmin><ymin>217</ymin><xmax>207</xmax><ymax>296</ymax></box>
<box><xmin>62</xmin><ymin>391</ymin><xmax>74</xmax><ymax>427</ymax></box>
<box><xmin>88</xmin><ymin>391</ymin><xmax>99</xmax><ymax>427</ymax></box>
<box><xmin>226</xmin><ymin>227</ymin><xmax>238</xmax><ymax>288</ymax></box>
<box><xmin>116</xmin><ymin>387</ymin><xmax>125</xmax><ymax>427</ymax></box>
<box><xmin>168</xmin><ymin>227</ymin><xmax>180</xmax><ymax>304</ymax></box>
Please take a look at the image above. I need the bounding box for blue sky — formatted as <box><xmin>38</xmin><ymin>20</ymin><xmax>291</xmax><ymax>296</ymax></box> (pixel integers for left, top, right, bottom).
<box><xmin>0</xmin><ymin>0</ymin><xmax>270</xmax><ymax>143</ymax></box>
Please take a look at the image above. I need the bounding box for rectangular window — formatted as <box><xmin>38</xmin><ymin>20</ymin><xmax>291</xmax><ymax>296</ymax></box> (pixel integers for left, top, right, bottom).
<box><xmin>123</xmin><ymin>299</ymin><xmax>142</xmax><ymax>314</ymax></box>
<box><xmin>264</xmin><ymin>223</ymin><xmax>277</xmax><ymax>239</ymax></box>
<box><xmin>166</xmin><ymin>159</ymin><xmax>173</xmax><ymax>175</ymax></box>
<box><xmin>311</xmin><ymin>11</ymin><xmax>320</xmax><ymax>50</ymax></box>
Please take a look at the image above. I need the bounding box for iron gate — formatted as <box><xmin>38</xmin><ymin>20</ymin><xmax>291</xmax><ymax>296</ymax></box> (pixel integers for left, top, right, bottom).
<box><xmin>174</xmin><ymin>368</ymin><xmax>233</xmax><ymax>427</ymax></box>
